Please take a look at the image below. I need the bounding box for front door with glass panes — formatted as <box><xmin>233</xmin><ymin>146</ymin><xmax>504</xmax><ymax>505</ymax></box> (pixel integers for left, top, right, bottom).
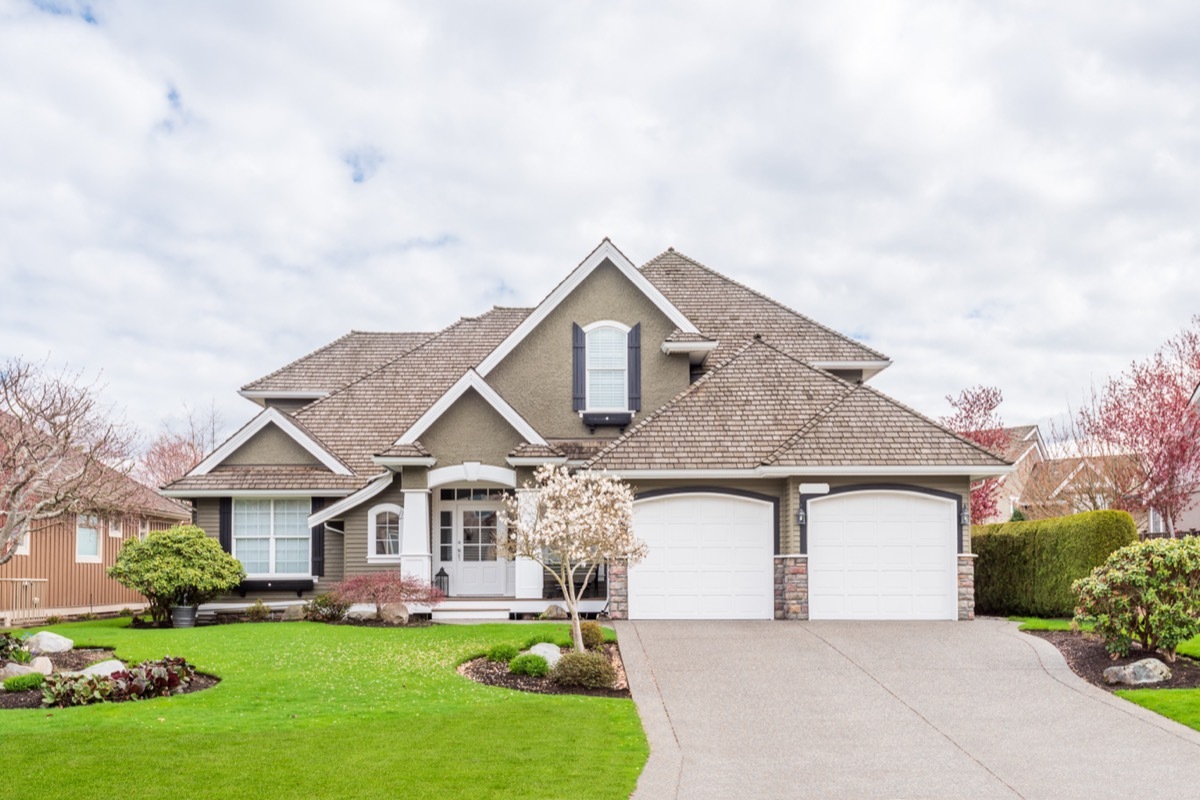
<box><xmin>436</xmin><ymin>488</ymin><xmax>510</xmax><ymax>596</ymax></box>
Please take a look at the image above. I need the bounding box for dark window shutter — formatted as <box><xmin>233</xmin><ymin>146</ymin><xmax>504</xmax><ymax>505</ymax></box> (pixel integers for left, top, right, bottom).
<box><xmin>218</xmin><ymin>497</ymin><xmax>232</xmax><ymax>553</ymax></box>
<box><xmin>572</xmin><ymin>323</ymin><xmax>586</xmax><ymax>411</ymax></box>
<box><xmin>627</xmin><ymin>323</ymin><xmax>641</xmax><ymax>412</ymax></box>
<box><xmin>311</xmin><ymin>497</ymin><xmax>326</xmax><ymax>578</ymax></box>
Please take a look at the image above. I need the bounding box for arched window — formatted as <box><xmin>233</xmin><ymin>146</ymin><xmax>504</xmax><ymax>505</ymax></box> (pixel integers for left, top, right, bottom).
<box><xmin>584</xmin><ymin>322</ymin><xmax>629</xmax><ymax>411</ymax></box>
<box><xmin>368</xmin><ymin>504</ymin><xmax>404</xmax><ymax>563</ymax></box>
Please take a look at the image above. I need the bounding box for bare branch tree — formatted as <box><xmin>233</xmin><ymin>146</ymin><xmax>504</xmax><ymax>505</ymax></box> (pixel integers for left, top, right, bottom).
<box><xmin>0</xmin><ymin>357</ymin><xmax>137</xmax><ymax>566</ymax></box>
<box><xmin>137</xmin><ymin>398</ymin><xmax>226</xmax><ymax>488</ymax></box>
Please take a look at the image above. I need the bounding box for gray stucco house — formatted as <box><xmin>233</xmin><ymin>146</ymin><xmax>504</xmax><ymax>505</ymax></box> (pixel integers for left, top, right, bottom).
<box><xmin>164</xmin><ymin>240</ymin><xmax>1011</xmax><ymax>620</ymax></box>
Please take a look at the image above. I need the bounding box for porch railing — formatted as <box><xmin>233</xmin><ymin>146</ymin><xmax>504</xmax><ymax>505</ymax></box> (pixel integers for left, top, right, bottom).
<box><xmin>1140</xmin><ymin>529</ymin><xmax>1199</xmax><ymax>541</ymax></box>
<box><xmin>0</xmin><ymin>578</ymin><xmax>49</xmax><ymax>627</ymax></box>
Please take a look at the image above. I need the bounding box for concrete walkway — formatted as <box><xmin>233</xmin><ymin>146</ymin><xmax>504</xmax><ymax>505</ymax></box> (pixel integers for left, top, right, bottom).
<box><xmin>615</xmin><ymin>618</ymin><xmax>1200</xmax><ymax>799</ymax></box>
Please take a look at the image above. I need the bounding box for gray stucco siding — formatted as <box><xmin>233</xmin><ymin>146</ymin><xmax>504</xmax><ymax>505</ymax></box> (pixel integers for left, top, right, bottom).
<box><xmin>222</xmin><ymin>423</ymin><xmax>322</xmax><ymax>466</ymax></box>
<box><xmin>420</xmin><ymin>389</ymin><xmax>525</xmax><ymax>470</ymax></box>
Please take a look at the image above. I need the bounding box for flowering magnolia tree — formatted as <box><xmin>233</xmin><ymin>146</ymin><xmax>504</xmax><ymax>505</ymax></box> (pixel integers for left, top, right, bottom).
<box><xmin>940</xmin><ymin>385</ymin><xmax>1013</xmax><ymax>523</ymax></box>
<box><xmin>499</xmin><ymin>465</ymin><xmax>645</xmax><ymax>652</ymax></box>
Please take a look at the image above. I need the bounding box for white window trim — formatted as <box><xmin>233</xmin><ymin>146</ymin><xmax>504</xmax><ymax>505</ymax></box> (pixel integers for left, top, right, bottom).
<box><xmin>108</xmin><ymin>517</ymin><xmax>124</xmax><ymax>538</ymax></box>
<box><xmin>14</xmin><ymin>529</ymin><xmax>30</xmax><ymax>557</ymax></box>
<box><xmin>583</xmin><ymin>320</ymin><xmax>631</xmax><ymax>414</ymax></box>
<box><xmin>367</xmin><ymin>503</ymin><xmax>404</xmax><ymax>564</ymax></box>
<box><xmin>76</xmin><ymin>515</ymin><xmax>102</xmax><ymax>564</ymax></box>
<box><xmin>233</xmin><ymin>498</ymin><xmax>313</xmax><ymax>579</ymax></box>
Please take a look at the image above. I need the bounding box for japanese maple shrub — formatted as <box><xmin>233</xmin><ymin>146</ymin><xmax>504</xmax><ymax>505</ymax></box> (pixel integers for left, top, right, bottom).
<box><xmin>1073</xmin><ymin>537</ymin><xmax>1200</xmax><ymax>660</ymax></box>
<box><xmin>107</xmin><ymin>525</ymin><xmax>244</xmax><ymax>624</ymax></box>
<box><xmin>335</xmin><ymin>571</ymin><xmax>445</xmax><ymax>620</ymax></box>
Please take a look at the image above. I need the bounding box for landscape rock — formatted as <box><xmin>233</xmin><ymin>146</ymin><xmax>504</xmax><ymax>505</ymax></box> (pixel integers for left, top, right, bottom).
<box><xmin>30</xmin><ymin>656</ymin><xmax>53</xmax><ymax>676</ymax></box>
<box><xmin>1103</xmin><ymin>658</ymin><xmax>1172</xmax><ymax>686</ymax></box>
<box><xmin>539</xmin><ymin>604</ymin><xmax>569</xmax><ymax>621</ymax></box>
<box><xmin>1</xmin><ymin>662</ymin><xmax>35</xmax><ymax>680</ymax></box>
<box><xmin>380</xmin><ymin>603</ymin><xmax>409</xmax><ymax>625</ymax></box>
<box><xmin>68</xmin><ymin>659</ymin><xmax>126</xmax><ymax>679</ymax></box>
<box><xmin>25</xmin><ymin>631</ymin><xmax>73</xmax><ymax>654</ymax></box>
<box><xmin>347</xmin><ymin>609</ymin><xmax>377</xmax><ymax>622</ymax></box>
<box><xmin>529</xmin><ymin>642</ymin><xmax>563</xmax><ymax>668</ymax></box>
<box><xmin>280</xmin><ymin>605</ymin><xmax>304</xmax><ymax>622</ymax></box>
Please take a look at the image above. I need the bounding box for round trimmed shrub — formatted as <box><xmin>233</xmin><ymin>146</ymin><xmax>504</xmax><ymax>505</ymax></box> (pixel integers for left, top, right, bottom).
<box><xmin>487</xmin><ymin>643</ymin><xmax>520</xmax><ymax>663</ymax></box>
<box><xmin>509</xmin><ymin>653</ymin><xmax>549</xmax><ymax>677</ymax></box>
<box><xmin>304</xmin><ymin>591</ymin><xmax>350</xmax><ymax>623</ymax></box>
<box><xmin>579</xmin><ymin>621</ymin><xmax>604</xmax><ymax>650</ymax></box>
<box><xmin>550</xmin><ymin>651</ymin><xmax>616</xmax><ymax>689</ymax></box>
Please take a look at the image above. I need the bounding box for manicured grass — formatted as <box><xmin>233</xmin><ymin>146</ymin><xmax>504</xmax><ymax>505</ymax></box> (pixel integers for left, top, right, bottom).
<box><xmin>1</xmin><ymin>619</ymin><xmax>646</xmax><ymax>800</ymax></box>
<box><xmin>1011</xmin><ymin>616</ymin><xmax>1200</xmax><ymax>732</ymax></box>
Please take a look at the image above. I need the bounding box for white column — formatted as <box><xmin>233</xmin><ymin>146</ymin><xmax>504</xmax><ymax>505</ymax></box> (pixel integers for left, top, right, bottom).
<box><xmin>514</xmin><ymin>488</ymin><xmax>544</xmax><ymax>599</ymax></box>
<box><xmin>400</xmin><ymin>489</ymin><xmax>432</xmax><ymax>580</ymax></box>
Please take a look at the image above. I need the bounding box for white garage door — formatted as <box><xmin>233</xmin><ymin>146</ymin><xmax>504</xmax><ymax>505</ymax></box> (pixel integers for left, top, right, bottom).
<box><xmin>629</xmin><ymin>493</ymin><xmax>775</xmax><ymax>620</ymax></box>
<box><xmin>807</xmin><ymin>491</ymin><xmax>957</xmax><ymax>620</ymax></box>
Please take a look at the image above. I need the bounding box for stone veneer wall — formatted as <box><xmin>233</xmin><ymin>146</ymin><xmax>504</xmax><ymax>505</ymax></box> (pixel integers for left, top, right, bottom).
<box><xmin>958</xmin><ymin>555</ymin><xmax>976</xmax><ymax>621</ymax></box>
<box><xmin>774</xmin><ymin>555</ymin><xmax>808</xmax><ymax>620</ymax></box>
<box><xmin>608</xmin><ymin>561</ymin><xmax>628</xmax><ymax>619</ymax></box>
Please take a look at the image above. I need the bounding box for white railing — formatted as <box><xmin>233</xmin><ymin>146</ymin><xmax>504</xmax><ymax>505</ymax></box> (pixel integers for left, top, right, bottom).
<box><xmin>0</xmin><ymin>578</ymin><xmax>48</xmax><ymax>628</ymax></box>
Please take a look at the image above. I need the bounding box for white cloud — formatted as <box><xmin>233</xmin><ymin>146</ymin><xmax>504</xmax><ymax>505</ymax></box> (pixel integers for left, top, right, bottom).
<box><xmin>1</xmin><ymin>0</ymin><xmax>1198</xmax><ymax>444</ymax></box>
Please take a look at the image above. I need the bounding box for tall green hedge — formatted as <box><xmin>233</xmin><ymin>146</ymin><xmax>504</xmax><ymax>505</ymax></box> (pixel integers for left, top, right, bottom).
<box><xmin>973</xmin><ymin>510</ymin><xmax>1137</xmax><ymax>617</ymax></box>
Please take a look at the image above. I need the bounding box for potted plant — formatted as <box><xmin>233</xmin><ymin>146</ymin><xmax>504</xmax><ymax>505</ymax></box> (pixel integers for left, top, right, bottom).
<box><xmin>108</xmin><ymin>525</ymin><xmax>245</xmax><ymax>628</ymax></box>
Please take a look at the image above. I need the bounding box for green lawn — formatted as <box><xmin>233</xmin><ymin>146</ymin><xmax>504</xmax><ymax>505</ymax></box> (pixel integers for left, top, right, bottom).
<box><xmin>1</xmin><ymin>619</ymin><xmax>647</xmax><ymax>800</ymax></box>
<box><xmin>1011</xmin><ymin>616</ymin><xmax>1200</xmax><ymax>732</ymax></box>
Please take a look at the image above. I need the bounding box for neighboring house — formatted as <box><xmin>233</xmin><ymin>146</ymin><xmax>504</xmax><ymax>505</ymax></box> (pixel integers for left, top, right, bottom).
<box><xmin>981</xmin><ymin>425</ymin><xmax>1047</xmax><ymax>524</ymax></box>
<box><xmin>0</xmin><ymin>482</ymin><xmax>190</xmax><ymax>625</ymax></box>
<box><xmin>164</xmin><ymin>241</ymin><xmax>1011</xmax><ymax>621</ymax></box>
<box><xmin>1177</xmin><ymin>381</ymin><xmax>1200</xmax><ymax>532</ymax></box>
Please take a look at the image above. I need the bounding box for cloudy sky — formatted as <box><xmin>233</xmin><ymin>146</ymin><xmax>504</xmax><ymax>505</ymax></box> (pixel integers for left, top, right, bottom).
<box><xmin>2</xmin><ymin>1</ymin><xmax>1198</xmax><ymax>445</ymax></box>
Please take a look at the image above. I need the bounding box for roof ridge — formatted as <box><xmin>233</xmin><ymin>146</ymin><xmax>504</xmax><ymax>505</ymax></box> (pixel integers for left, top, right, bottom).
<box><xmin>640</xmin><ymin>249</ymin><xmax>890</xmax><ymax>362</ymax></box>
<box><xmin>240</xmin><ymin>330</ymin><xmax>358</xmax><ymax>392</ymax></box>
<box><xmin>763</xmin><ymin>383</ymin><xmax>860</xmax><ymax>466</ymax></box>
<box><xmin>583</xmin><ymin>338</ymin><xmax>763</xmax><ymax>469</ymax></box>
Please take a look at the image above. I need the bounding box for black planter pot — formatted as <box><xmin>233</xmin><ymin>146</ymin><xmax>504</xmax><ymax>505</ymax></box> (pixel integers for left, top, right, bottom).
<box><xmin>170</xmin><ymin>606</ymin><xmax>198</xmax><ymax>628</ymax></box>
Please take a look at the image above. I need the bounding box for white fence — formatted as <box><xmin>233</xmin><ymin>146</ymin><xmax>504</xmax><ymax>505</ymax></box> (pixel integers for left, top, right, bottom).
<box><xmin>0</xmin><ymin>578</ymin><xmax>48</xmax><ymax>627</ymax></box>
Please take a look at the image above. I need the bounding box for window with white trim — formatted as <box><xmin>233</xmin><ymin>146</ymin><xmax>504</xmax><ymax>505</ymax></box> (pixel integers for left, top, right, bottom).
<box><xmin>368</xmin><ymin>503</ymin><xmax>403</xmax><ymax>563</ymax></box>
<box><xmin>108</xmin><ymin>517</ymin><xmax>123</xmax><ymax>538</ymax></box>
<box><xmin>585</xmin><ymin>322</ymin><xmax>628</xmax><ymax>411</ymax></box>
<box><xmin>1149</xmin><ymin>507</ymin><xmax>1166</xmax><ymax>534</ymax></box>
<box><xmin>233</xmin><ymin>499</ymin><xmax>311</xmax><ymax>576</ymax></box>
<box><xmin>15</xmin><ymin>529</ymin><xmax>30</xmax><ymax>557</ymax></box>
<box><xmin>76</xmin><ymin>514</ymin><xmax>102</xmax><ymax>563</ymax></box>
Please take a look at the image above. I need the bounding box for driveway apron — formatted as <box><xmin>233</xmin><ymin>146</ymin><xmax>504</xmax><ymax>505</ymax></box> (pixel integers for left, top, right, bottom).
<box><xmin>615</xmin><ymin>618</ymin><xmax>1200</xmax><ymax>799</ymax></box>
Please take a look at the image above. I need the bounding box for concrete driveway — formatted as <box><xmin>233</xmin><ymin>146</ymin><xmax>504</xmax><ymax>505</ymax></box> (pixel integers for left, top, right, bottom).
<box><xmin>615</xmin><ymin>618</ymin><xmax>1200</xmax><ymax>799</ymax></box>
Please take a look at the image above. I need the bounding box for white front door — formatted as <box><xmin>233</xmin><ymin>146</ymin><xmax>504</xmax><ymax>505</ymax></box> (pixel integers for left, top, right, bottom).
<box><xmin>445</xmin><ymin>503</ymin><xmax>506</xmax><ymax>596</ymax></box>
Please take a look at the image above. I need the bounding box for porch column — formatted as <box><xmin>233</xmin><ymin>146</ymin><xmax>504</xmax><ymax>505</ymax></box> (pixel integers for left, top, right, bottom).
<box><xmin>513</xmin><ymin>488</ymin><xmax>543</xmax><ymax>599</ymax></box>
<box><xmin>401</xmin><ymin>489</ymin><xmax>432</xmax><ymax>581</ymax></box>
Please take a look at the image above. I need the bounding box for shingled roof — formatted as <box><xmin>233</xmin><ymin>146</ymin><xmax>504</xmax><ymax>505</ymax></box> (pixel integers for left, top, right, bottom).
<box><xmin>586</xmin><ymin>339</ymin><xmax>1007</xmax><ymax>473</ymax></box>
<box><xmin>640</xmin><ymin>249</ymin><xmax>889</xmax><ymax>369</ymax></box>
<box><xmin>241</xmin><ymin>331</ymin><xmax>433</xmax><ymax>394</ymax></box>
<box><xmin>165</xmin><ymin>466</ymin><xmax>369</xmax><ymax>493</ymax></box>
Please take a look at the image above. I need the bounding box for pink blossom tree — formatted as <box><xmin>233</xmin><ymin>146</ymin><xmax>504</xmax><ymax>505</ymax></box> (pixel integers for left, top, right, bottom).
<box><xmin>940</xmin><ymin>385</ymin><xmax>1013</xmax><ymax>523</ymax></box>
<box><xmin>499</xmin><ymin>465</ymin><xmax>645</xmax><ymax>652</ymax></box>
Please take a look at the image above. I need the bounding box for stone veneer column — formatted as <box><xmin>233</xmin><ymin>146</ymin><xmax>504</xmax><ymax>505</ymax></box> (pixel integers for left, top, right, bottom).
<box><xmin>958</xmin><ymin>554</ymin><xmax>976</xmax><ymax>620</ymax></box>
<box><xmin>774</xmin><ymin>555</ymin><xmax>808</xmax><ymax>620</ymax></box>
<box><xmin>607</xmin><ymin>561</ymin><xmax>628</xmax><ymax>619</ymax></box>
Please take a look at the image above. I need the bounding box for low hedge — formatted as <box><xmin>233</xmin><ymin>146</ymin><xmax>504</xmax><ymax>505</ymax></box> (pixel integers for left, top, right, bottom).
<box><xmin>973</xmin><ymin>510</ymin><xmax>1137</xmax><ymax>616</ymax></box>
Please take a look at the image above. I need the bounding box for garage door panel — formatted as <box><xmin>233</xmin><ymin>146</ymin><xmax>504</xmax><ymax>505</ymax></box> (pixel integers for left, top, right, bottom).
<box><xmin>629</xmin><ymin>494</ymin><xmax>774</xmax><ymax>620</ymax></box>
<box><xmin>808</xmin><ymin>490</ymin><xmax>957</xmax><ymax>621</ymax></box>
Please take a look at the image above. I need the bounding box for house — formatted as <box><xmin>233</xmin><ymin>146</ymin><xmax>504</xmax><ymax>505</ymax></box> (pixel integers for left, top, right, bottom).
<box><xmin>0</xmin><ymin>480</ymin><xmax>190</xmax><ymax>625</ymax></box>
<box><xmin>163</xmin><ymin>241</ymin><xmax>1011</xmax><ymax>621</ymax></box>
<box><xmin>981</xmin><ymin>425</ymin><xmax>1047</xmax><ymax>523</ymax></box>
<box><xmin>1176</xmin><ymin>381</ymin><xmax>1200</xmax><ymax>532</ymax></box>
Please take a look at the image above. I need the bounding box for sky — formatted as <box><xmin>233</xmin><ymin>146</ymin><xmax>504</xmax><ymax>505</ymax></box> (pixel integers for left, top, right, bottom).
<box><xmin>2</xmin><ymin>1</ymin><xmax>1198</xmax><ymax>447</ymax></box>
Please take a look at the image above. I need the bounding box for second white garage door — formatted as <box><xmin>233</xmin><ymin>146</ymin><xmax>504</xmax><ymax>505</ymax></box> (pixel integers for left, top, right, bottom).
<box><xmin>629</xmin><ymin>493</ymin><xmax>775</xmax><ymax>620</ymax></box>
<box><xmin>807</xmin><ymin>490</ymin><xmax>958</xmax><ymax>620</ymax></box>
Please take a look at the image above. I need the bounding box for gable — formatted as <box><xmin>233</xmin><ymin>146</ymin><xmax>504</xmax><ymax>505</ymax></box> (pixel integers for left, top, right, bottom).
<box><xmin>420</xmin><ymin>388</ymin><xmax>526</xmax><ymax>468</ymax></box>
<box><xmin>222</xmin><ymin>423</ymin><xmax>324</xmax><ymax>467</ymax></box>
<box><xmin>487</xmin><ymin>259</ymin><xmax>690</xmax><ymax>438</ymax></box>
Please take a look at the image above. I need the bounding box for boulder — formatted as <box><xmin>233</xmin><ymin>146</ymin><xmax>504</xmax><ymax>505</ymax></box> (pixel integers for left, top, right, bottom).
<box><xmin>30</xmin><ymin>656</ymin><xmax>53</xmax><ymax>676</ymax></box>
<box><xmin>280</xmin><ymin>605</ymin><xmax>304</xmax><ymax>622</ymax></box>
<box><xmin>380</xmin><ymin>603</ymin><xmax>409</xmax><ymax>625</ymax></box>
<box><xmin>539</xmin><ymin>604</ymin><xmax>569</xmax><ymax>621</ymax></box>
<box><xmin>347</xmin><ymin>609</ymin><xmax>377</xmax><ymax>622</ymax></box>
<box><xmin>529</xmin><ymin>642</ymin><xmax>563</xmax><ymax>668</ymax></box>
<box><xmin>1103</xmin><ymin>658</ymin><xmax>1172</xmax><ymax>686</ymax></box>
<box><xmin>68</xmin><ymin>659</ymin><xmax>126</xmax><ymax>679</ymax></box>
<box><xmin>26</xmin><ymin>631</ymin><xmax>73</xmax><ymax>654</ymax></box>
<box><xmin>1</xmin><ymin>662</ymin><xmax>35</xmax><ymax>680</ymax></box>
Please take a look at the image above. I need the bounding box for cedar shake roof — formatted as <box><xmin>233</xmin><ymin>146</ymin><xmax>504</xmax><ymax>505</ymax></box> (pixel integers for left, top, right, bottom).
<box><xmin>293</xmin><ymin>307</ymin><xmax>532</xmax><ymax>473</ymax></box>
<box><xmin>587</xmin><ymin>339</ymin><xmax>1008</xmax><ymax>472</ymax></box>
<box><xmin>241</xmin><ymin>331</ymin><xmax>434</xmax><ymax>394</ymax></box>
<box><xmin>165</xmin><ymin>466</ymin><xmax>369</xmax><ymax>493</ymax></box>
<box><xmin>640</xmin><ymin>249</ymin><xmax>888</xmax><ymax>368</ymax></box>
<box><xmin>123</xmin><ymin>479</ymin><xmax>192</xmax><ymax>519</ymax></box>
<box><xmin>548</xmin><ymin>439</ymin><xmax>612</xmax><ymax>461</ymax></box>
<box><xmin>509</xmin><ymin>442</ymin><xmax>565</xmax><ymax>459</ymax></box>
<box><xmin>375</xmin><ymin>442</ymin><xmax>433</xmax><ymax>458</ymax></box>
<box><xmin>996</xmin><ymin>425</ymin><xmax>1040</xmax><ymax>462</ymax></box>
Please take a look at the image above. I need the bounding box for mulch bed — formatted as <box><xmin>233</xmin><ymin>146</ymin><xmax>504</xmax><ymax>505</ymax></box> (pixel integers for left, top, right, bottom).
<box><xmin>1029</xmin><ymin>630</ymin><xmax>1200</xmax><ymax>692</ymax></box>
<box><xmin>458</xmin><ymin>642</ymin><xmax>630</xmax><ymax>699</ymax></box>
<box><xmin>0</xmin><ymin>648</ymin><xmax>219</xmax><ymax>711</ymax></box>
